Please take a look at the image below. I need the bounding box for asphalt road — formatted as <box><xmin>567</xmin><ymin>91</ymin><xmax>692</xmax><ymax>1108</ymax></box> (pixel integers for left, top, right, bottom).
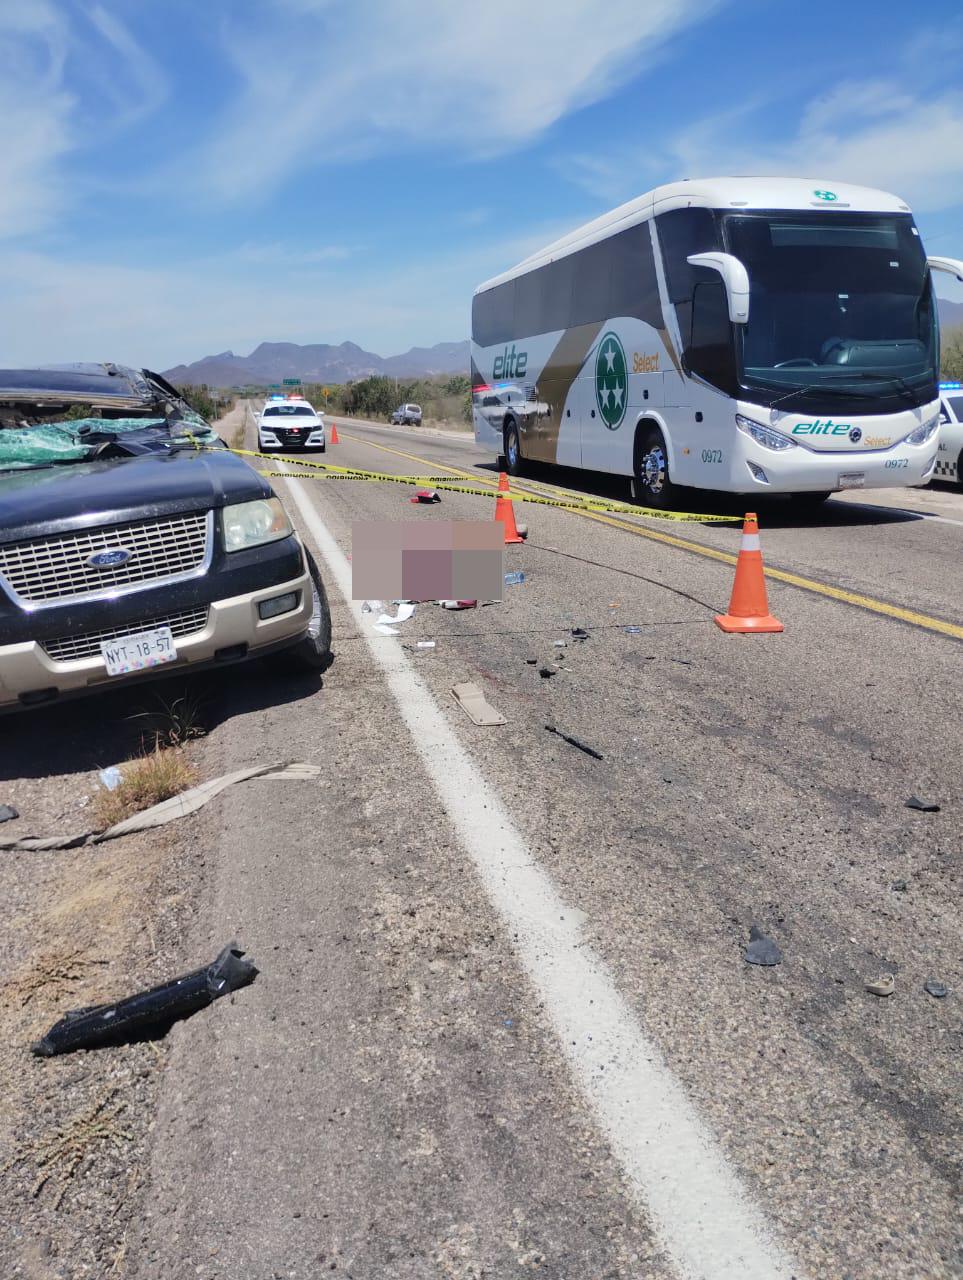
<box><xmin>132</xmin><ymin>405</ymin><xmax>962</xmax><ymax>1279</ymax></box>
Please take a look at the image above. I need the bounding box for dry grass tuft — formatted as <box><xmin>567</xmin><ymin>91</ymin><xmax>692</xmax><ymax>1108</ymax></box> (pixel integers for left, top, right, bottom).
<box><xmin>3</xmin><ymin>1089</ymin><xmax>132</xmax><ymax>1208</ymax></box>
<box><xmin>94</xmin><ymin>746</ymin><xmax>199</xmax><ymax>830</ymax></box>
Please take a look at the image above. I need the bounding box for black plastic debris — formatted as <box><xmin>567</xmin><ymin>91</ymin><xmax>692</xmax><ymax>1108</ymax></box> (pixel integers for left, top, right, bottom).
<box><xmin>0</xmin><ymin>804</ymin><xmax>18</xmax><ymax>823</ymax></box>
<box><xmin>924</xmin><ymin>979</ymin><xmax>949</xmax><ymax>998</ymax></box>
<box><xmin>744</xmin><ymin>926</ymin><xmax>782</xmax><ymax>967</ymax></box>
<box><xmin>31</xmin><ymin>941</ymin><xmax>258</xmax><ymax>1057</ymax></box>
<box><xmin>905</xmin><ymin>796</ymin><xmax>940</xmax><ymax>812</ymax></box>
<box><xmin>545</xmin><ymin>723</ymin><xmax>602</xmax><ymax>760</ymax></box>
<box><xmin>570</xmin><ymin>628</ymin><xmax>590</xmax><ymax>641</ymax></box>
<box><xmin>538</xmin><ymin>667</ymin><xmax>555</xmax><ymax>679</ymax></box>
<box><xmin>525</xmin><ymin>656</ymin><xmax>537</xmax><ymax>665</ymax></box>
<box><xmin>891</xmin><ymin>879</ymin><xmax>908</xmax><ymax>893</ymax></box>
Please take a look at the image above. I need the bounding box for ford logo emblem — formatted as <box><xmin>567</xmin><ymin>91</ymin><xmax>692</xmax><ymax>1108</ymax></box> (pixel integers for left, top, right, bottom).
<box><xmin>87</xmin><ymin>549</ymin><xmax>131</xmax><ymax>569</ymax></box>
<box><xmin>849</xmin><ymin>427</ymin><xmax>863</xmax><ymax>443</ymax></box>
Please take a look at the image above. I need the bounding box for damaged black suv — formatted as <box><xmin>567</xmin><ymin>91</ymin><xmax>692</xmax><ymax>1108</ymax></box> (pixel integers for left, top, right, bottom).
<box><xmin>0</xmin><ymin>364</ymin><xmax>330</xmax><ymax>711</ymax></box>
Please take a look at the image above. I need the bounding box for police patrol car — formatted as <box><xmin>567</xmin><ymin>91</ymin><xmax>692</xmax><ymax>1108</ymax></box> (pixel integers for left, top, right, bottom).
<box><xmin>936</xmin><ymin>383</ymin><xmax>963</xmax><ymax>484</ymax></box>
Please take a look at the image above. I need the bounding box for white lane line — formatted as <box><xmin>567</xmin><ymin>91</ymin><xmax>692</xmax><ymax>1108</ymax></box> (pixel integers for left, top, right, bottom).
<box><xmin>283</xmin><ymin>473</ymin><xmax>805</xmax><ymax>1280</ymax></box>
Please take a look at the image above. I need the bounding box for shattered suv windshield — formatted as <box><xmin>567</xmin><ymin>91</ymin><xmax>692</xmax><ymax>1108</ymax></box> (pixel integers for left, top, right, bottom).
<box><xmin>0</xmin><ymin>409</ymin><xmax>219</xmax><ymax>473</ymax></box>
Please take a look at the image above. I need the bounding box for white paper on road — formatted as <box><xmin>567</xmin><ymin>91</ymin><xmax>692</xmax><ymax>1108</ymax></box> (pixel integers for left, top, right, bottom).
<box><xmin>377</xmin><ymin>602</ymin><xmax>415</xmax><ymax>626</ymax></box>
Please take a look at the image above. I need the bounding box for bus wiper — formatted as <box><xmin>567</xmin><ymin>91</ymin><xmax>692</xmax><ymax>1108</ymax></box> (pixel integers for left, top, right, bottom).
<box><xmin>845</xmin><ymin>372</ymin><xmax>920</xmax><ymax>403</ymax></box>
<box><xmin>766</xmin><ymin>381</ymin><xmax>879</xmax><ymax>409</ymax></box>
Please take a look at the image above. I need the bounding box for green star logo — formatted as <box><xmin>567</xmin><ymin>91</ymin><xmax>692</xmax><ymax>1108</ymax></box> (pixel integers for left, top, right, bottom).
<box><xmin>595</xmin><ymin>332</ymin><xmax>627</xmax><ymax>430</ymax></box>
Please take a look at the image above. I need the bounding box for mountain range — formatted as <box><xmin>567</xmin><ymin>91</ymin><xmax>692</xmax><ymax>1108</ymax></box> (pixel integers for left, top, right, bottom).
<box><xmin>163</xmin><ymin>340</ymin><xmax>470</xmax><ymax>387</ymax></box>
<box><xmin>165</xmin><ymin>299</ymin><xmax>963</xmax><ymax>388</ymax></box>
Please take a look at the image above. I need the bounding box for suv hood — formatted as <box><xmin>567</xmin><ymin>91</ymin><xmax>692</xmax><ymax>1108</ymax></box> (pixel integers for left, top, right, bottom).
<box><xmin>0</xmin><ymin>449</ymin><xmax>269</xmax><ymax>545</ymax></box>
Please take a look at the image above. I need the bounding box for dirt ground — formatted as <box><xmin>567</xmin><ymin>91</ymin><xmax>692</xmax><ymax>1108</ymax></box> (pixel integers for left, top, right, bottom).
<box><xmin>0</xmin><ymin>679</ymin><xmax>213</xmax><ymax>1278</ymax></box>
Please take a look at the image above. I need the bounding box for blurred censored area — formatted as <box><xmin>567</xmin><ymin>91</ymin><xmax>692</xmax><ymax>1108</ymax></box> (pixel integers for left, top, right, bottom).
<box><xmin>352</xmin><ymin>520</ymin><xmax>504</xmax><ymax>601</ymax></box>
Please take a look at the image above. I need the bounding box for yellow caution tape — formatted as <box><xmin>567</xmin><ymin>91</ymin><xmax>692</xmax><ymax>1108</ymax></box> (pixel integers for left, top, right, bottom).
<box><xmin>226</xmin><ymin>445</ymin><xmax>740</xmax><ymax>524</ymax></box>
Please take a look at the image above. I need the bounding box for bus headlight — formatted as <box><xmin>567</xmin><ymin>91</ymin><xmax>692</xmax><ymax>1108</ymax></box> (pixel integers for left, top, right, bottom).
<box><xmin>735</xmin><ymin>414</ymin><xmax>796</xmax><ymax>451</ymax></box>
<box><xmin>903</xmin><ymin>416</ymin><xmax>939</xmax><ymax>446</ymax></box>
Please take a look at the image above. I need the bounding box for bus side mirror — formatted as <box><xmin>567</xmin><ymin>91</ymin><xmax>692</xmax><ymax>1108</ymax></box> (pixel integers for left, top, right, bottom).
<box><xmin>687</xmin><ymin>252</ymin><xmax>750</xmax><ymax>324</ymax></box>
<box><xmin>927</xmin><ymin>256</ymin><xmax>963</xmax><ymax>283</ymax></box>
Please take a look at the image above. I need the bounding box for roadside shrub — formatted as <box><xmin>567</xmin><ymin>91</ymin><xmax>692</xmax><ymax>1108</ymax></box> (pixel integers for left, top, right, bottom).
<box><xmin>94</xmin><ymin>746</ymin><xmax>199</xmax><ymax>829</ymax></box>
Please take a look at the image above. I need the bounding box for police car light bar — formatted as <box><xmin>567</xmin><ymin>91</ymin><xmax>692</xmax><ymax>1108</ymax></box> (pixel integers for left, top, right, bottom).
<box><xmin>939</xmin><ymin>382</ymin><xmax>961</xmax><ymax>390</ymax></box>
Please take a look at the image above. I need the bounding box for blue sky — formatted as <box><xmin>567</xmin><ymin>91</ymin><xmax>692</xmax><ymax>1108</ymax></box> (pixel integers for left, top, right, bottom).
<box><xmin>1</xmin><ymin>0</ymin><xmax>962</xmax><ymax>369</ymax></box>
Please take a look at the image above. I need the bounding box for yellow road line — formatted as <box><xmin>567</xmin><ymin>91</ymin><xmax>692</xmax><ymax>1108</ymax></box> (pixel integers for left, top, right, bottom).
<box><xmin>339</xmin><ymin>431</ymin><xmax>963</xmax><ymax>643</ymax></box>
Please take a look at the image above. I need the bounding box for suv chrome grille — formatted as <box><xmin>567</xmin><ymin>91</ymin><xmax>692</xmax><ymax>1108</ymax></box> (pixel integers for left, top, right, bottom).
<box><xmin>0</xmin><ymin>512</ymin><xmax>211</xmax><ymax>606</ymax></box>
<box><xmin>41</xmin><ymin>606</ymin><xmax>209</xmax><ymax>663</ymax></box>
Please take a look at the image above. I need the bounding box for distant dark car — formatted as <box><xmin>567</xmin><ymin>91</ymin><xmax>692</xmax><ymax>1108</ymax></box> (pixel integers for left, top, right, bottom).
<box><xmin>0</xmin><ymin>364</ymin><xmax>330</xmax><ymax>712</ymax></box>
<box><xmin>391</xmin><ymin>403</ymin><xmax>422</xmax><ymax>425</ymax></box>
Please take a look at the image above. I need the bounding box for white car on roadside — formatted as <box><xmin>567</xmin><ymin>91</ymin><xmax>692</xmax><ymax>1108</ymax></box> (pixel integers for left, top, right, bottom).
<box><xmin>936</xmin><ymin>383</ymin><xmax>963</xmax><ymax>484</ymax></box>
<box><xmin>258</xmin><ymin>397</ymin><xmax>326</xmax><ymax>452</ymax></box>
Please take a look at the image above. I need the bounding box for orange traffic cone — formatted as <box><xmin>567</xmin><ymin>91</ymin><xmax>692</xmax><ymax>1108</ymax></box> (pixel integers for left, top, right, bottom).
<box><xmin>495</xmin><ymin>472</ymin><xmax>525</xmax><ymax>544</ymax></box>
<box><xmin>328</xmin><ymin>421</ymin><xmax>340</xmax><ymax>445</ymax></box>
<box><xmin>714</xmin><ymin>513</ymin><xmax>783</xmax><ymax>633</ymax></box>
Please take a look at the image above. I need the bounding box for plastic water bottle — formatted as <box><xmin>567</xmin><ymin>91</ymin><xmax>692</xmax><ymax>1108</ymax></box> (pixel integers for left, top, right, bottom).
<box><xmin>504</xmin><ymin>571</ymin><xmax>525</xmax><ymax>586</ymax></box>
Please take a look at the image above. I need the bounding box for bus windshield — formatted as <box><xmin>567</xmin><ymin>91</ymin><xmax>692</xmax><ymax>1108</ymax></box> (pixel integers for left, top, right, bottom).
<box><xmin>722</xmin><ymin>211</ymin><xmax>938</xmax><ymax>412</ymax></box>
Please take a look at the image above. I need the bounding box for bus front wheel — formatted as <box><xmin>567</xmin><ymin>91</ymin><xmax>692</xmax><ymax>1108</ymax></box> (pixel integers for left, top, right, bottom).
<box><xmin>504</xmin><ymin>419</ymin><xmax>524</xmax><ymax>477</ymax></box>
<box><xmin>632</xmin><ymin>424</ymin><xmax>677</xmax><ymax>509</ymax></box>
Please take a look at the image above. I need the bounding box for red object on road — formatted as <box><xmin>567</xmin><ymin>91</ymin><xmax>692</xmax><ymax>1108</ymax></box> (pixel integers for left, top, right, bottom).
<box><xmin>410</xmin><ymin>489</ymin><xmax>441</xmax><ymax>503</ymax></box>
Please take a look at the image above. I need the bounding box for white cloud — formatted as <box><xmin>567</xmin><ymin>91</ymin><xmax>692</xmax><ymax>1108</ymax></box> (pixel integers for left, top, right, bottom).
<box><xmin>0</xmin><ymin>4</ymin><xmax>74</xmax><ymax>237</ymax></box>
<box><xmin>0</xmin><ymin>2</ymin><xmax>169</xmax><ymax>239</ymax></box>
<box><xmin>196</xmin><ymin>0</ymin><xmax>721</xmax><ymax>196</ymax></box>
<box><xmin>82</xmin><ymin>5</ymin><xmax>168</xmax><ymax>126</ymax></box>
<box><xmin>0</xmin><ymin>218</ymin><xmax>574</xmax><ymax>370</ymax></box>
<box><xmin>563</xmin><ymin>74</ymin><xmax>963</xmax><ymax>216</ymax></box>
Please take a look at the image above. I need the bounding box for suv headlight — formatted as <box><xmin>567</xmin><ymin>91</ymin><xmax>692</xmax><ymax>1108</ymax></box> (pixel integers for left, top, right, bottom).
<box><xmin>735</xmin><ymin>414</ymin><xmax>796</xmax><ymax>451</ymax></box>
<box><xmin>223</xmin><ymin>497</ymin><xmax>292</xmax><ymax>552</ymax></box>
<box><xmin>903</xmin><ymin>415</ymin><xmax>939</xmax><ymax>446</ymax></box>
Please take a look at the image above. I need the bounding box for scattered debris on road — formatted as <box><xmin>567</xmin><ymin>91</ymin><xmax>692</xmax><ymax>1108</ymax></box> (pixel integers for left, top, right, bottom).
<box><xmin>891</xmin><ymin>879</ymin><xmax>909</xmax><ymax>892</ymax></box>
<box><xmin>0</xmin><ymin>804</ymin><xmax>18</xmax><ymax>823</ymax></box>
<box><xmin>0</xmin><ymin>761</ymin><xmax>321</xmax><ymax>852</ymax></box>
<box><xmin>504</xmin><ymin>571</ymin><xmax>525</xmax><ymax>586</ymax></box>
<box><xmin>865</xmin><ymin>974</ymin><xmax>895</xmax><ymax>997</ymax></box>
<box><xmin>31</xmin><ymin>941</ymin><xmax>258</xmax><ymax>1057</ymax></box>
<box><xmin>452</xmin><ymin>682</ymin><xmax>506</xmax><ymax>726</ymax></box>
<box><xmin>544</xmin><ymin>724</ymin><xmax>603</xmax><ymax>760</ymax></box>
<box><xmin>538</xmin><ymin>667</ymin><xmax>556</xmax><ymax>679</ymax></box>
<box><xmin>624</xmin><ymin>626</ymin><xmax>643</xmax><ymax>634</ymax></box>
<box><xmin>440</xmin><ymin>599</ymin><xmax>478</xmax><ymax>610</ymax></box>
<box><xmin>409</xmin><ymin>489</ymin><xmax>441</xmax><ymax>503</ymax></box>
<box><xmin>416</xmin><ymin>640</ymin><xmax>436</xmax><ymax>649</ymax></box>
<box><xmin>744</xmin><ymin>926</ymin><xmax>783</xmax><ymax>967</ymax></box>
<box><xmin>570</xmin><ymin>628</ymin><xmax>590</xmax><ymax>641</ymax></box>
<box><xmin>98</xmin><ymin>767</ymin><xmax>123</xmax><ymax>792</ymax></box>
<box><xmin>379</xmin><ymin>602</ymin><xmax>416</xmax><ymax>626</ymax></box>
<box><xmin>905</xmin><ymin>795</ymin><xmax>940</xmax><ymax>812</ymax></box>
<box><xmin>924</xmin><ymin>979</ymin><xmax>949</xmax><ymax>998</ymax></box>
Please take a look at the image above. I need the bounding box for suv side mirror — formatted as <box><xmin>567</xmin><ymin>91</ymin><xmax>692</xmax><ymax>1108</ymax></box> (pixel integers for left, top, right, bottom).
<box><xmin>687</xmin><ymin>252</ymin><xmax>750</xmax><ymax>324</ymax></box>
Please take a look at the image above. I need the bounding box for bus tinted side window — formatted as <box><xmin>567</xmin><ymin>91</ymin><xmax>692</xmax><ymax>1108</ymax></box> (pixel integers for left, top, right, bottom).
<box><xmin>473</xmin><ymin>280</ymin><xmax>515</xmax><ymax>348</ymax></box>
<box><xmin>656</xmin><ymin>208</ymin><xmax>720</xmax><ymax>349</ymax></box>
<box><xmin>688</xmin><ymin>282</ymin><xmax>737</xmax><ymax>394</ymax></box>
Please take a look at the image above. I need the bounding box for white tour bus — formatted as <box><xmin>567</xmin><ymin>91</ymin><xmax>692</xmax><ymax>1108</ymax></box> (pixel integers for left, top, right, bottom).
<box><xmin>471</xmin><ymin>176</ymin><xmax>963</xmax><ymax>507</ymax></box>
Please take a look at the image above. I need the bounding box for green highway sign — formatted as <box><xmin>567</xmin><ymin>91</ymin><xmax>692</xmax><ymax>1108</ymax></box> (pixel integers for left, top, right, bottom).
<box><xmin>269</xmin><ymin>384</ymin><xmax>281</xmax><ymax>389</ymax></box>
<box><xmin>283</xmin><ymin>378</ymin><xmax>301</xmax><ymax>385</ymax></box>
